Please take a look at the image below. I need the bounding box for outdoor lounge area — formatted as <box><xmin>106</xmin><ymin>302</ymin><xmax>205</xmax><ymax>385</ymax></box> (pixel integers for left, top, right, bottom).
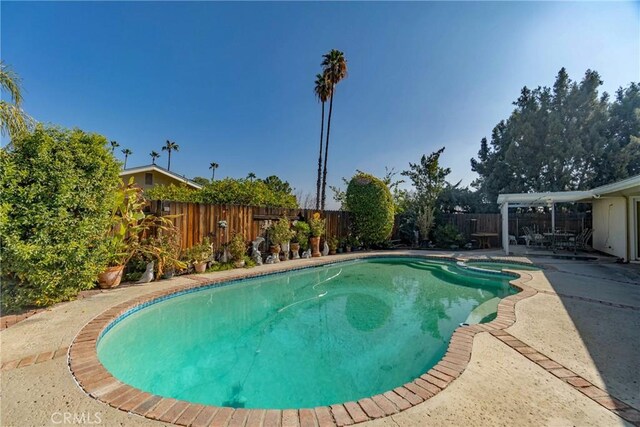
<box><xmin>498</xmin><ymin>175</ymin><xmax>640</xmax><ymax>262</ymax></box>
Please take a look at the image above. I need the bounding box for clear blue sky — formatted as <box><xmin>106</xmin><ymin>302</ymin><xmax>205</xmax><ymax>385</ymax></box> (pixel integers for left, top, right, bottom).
<box><xmin>2</xmin><ymin>1</ymin><xmax>639</xmax><ymax>207</ymax></box>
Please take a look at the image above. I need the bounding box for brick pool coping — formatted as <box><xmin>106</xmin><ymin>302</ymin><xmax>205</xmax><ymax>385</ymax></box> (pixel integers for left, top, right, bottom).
<box><xmin>67</xmin><ymin>254</ymin><xmax>538</xmax><ymax>427</ymax></box>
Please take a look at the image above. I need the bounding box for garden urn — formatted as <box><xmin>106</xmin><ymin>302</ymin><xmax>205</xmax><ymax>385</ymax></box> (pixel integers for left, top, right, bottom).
<box><xmin>310</xmin><ymin>237</ymin><xmax>321</xmax><ymax>257</ymax></box>
<box><xmin>291</xmin><ymin>243</ymin><xmax>300</xmax><ymax>259</ymax></box>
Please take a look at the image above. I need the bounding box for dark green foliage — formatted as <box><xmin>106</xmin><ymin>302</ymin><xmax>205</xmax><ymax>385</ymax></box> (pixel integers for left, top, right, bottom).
<box><xmin>471</xmin><ymin>69</ymin><xmax>640</xmax><ymax>205</ymax></box>
<box><xmin>432</xmin><ymin>224</ymin><xmax>465</xmax><ymax>249</ymax></box>
<box><xmin>345</xmin><ymin>172</ymin><xmax>394</xmax><ymax>246</ymax></box>
<box><xmin>145</xmin><ymin>184</ymin><xmax>201</xmax><ymax>203</ymax></box>
<box><xmin>144</xmin><ymin>177</ymin><xmax>298</xmax><ymax>208</ymax></box>
<box><xmin>399</xmin><ymin>148</ymin><xmax>451</xmax><ymax>242</ymax></box>
<box><xmin>0</xmin><ymin>126</ymin><xmax>121</xmax><ymax>310</ymax></box>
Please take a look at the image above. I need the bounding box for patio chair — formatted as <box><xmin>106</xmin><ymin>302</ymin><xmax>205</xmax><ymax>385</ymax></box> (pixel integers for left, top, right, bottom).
<box><xmin>522</xmin><ymin>227</ymin><xmax>545</xmax><ymax>248</ymax></box>
<box><xmin>570</xmin><ymin>228</ymin><xmax>592</xmax><ymax>253</ymax></box>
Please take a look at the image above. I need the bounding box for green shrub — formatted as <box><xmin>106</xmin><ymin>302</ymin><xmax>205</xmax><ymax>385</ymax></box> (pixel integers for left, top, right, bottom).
<box><xmin>345</xmin><ymin>172</ymin><xmax>395</xmax><ymax>246</ymax></box>
<box><xmin>145</xmin><ymin>178</ymin><xmax>298</xmax><ymax>208</ymax></box>
<box><xmin>145</xmin><ymin>184</ymin><xmax>202</xmax><ymax>203</ymax></box>
<box><xmin>433</xmin><ymin>224</ymin><xmax>465</xmax><ymax>248</ymax></box>
<box><xmin>0</xmin><ymin>126</ymin><xmax>121</xmax><ymax>311</ymax></box>
<box><xmin>292</xmin><ymin>221</ymin><xmax>311</xmax><ymax>250</ymax></box>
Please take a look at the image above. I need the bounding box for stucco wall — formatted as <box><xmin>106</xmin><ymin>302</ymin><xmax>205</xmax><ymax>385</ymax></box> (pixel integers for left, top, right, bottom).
<box><xmin>592</xmin><ymin>197</ymin><xmax>627</xmax><ymax>259</ymax></box>
<box><xmin>121</xmin><ymin>171</ymin><xmax>185</xmax><ymax>190</ymax></box>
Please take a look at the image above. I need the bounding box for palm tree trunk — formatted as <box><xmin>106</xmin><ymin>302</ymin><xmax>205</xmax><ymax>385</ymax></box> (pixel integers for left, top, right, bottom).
<box><xmin>167</xmin><ymin>151</ymin><xmax>171</xmax><ymax>171</ymax></box>
<box><xmin>124</xmin><ymin>155</ymin><xmax>128</xmax><ymax>169</ymax></box>
<box><xmin>212</xmin><ymin>169</ymin><xmax>215</xmax><ymax>180</ymax></box>
<box><xmin>315</xmin><ymin>102</ymin><xmax>325</xmax><ymax>210</ymax></box>
<box><xmin>321</xmin><ymin>90</ymin><xmax>334</xmax><ymax>211</ymax></box>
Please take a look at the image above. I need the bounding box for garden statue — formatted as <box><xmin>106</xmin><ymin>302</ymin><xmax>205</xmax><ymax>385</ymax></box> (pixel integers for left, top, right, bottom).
<box><xmin>137</xmin><ymin>261</ymin><xmax>154</xmax><ymax>284</ymax></box>
<box><xmin>265</xmin><ymin>254</ymin><xmax>276</xmax><ymax>264</ymax></box>
<box><xmin>251</xmin><ymin>237</ymin><xmax>264</xmax><ymax>266</ymax></box>
<box><xmin>301</xmin><ymin>249</ymin><xmax>311</xmax><ymax>259</ymax></box>
<box><xmin>322</xmin><ymin>241</ymin><xmax>329</xmax><ymax>257</ymax></box>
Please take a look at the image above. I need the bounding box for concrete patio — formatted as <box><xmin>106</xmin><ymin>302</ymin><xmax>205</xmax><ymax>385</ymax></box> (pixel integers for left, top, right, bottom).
<box><xmin>1</xmin><ymin>250</ymin><xmax>638</xmax><ymax>426</ymax></box>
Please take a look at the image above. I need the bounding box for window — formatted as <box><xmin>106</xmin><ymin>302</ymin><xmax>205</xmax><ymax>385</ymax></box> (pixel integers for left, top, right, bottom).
<box><xmin>145</xmin><ymin>173</ymin><xmax>153</xmax><ymax>185</ymax></box>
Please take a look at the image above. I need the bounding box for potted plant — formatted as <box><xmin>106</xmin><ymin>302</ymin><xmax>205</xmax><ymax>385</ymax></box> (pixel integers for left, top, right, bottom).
<box><xmin>291</xmin><ymin>220</ymin><xmax>310</xmax><ymax>259</ymax></box>
<box><xmin>270</xmin><ymin>216</ymin><xmax>295</xmax><ymax>261</ymax></box>
<box><xmin>229</xmin><ymin>233</ymin><xmax>247</xmax><ymax>268</ymax></box>
<box><xmin>185</xmin><ymin>237</ymin><xmax>212</xmax><ymax>273</ymax></box>
<box><xmin>308</xmin><ymin>212</ymin><xmax>325</xmax><ymax>257</ymax></box>
<box><xmin>328</xmin><ymin>236</ymin><xmax>339</xmax><ymax>255</ymax></box>
<box><xmin>143</xmin><ymin>230</ymin><xmax>186</xmax><ymax>279</ymax></box>
<box><xmin>99</xmin><ymin>179</ymin><xmax>176</xmax><ymax>288</ymax></box>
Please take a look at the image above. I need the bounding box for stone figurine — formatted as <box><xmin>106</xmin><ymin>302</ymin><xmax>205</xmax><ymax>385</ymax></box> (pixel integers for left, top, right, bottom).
<box><xmin>322</xmin><ymin>241</ymin><xmax>329</xmax><ymax>257</ymax></box>
<box><xmin>265</xmin><ymin>254</ymin><xmax>276</xmax><ymax>264</ymax></box>
<box><xmin>137</xmin><ymin>261</ymin><xmax>154</xmax><ymax>284</ymax></box>
<box><xmin>301</xmin><ymin>249</ymin><xmax>311</xmax><ymax>259</ymax></box>
<box><xmin>251</xmin><ymin>237</ymin><xmax>265</xmax><ymax>266</ymax></box>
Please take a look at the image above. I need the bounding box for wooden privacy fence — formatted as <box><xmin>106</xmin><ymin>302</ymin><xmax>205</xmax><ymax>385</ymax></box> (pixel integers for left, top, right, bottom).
<box><xmin>149</xmin><ymin>201</ymin><xmax>351</xmax><ymax>250</ymax></box>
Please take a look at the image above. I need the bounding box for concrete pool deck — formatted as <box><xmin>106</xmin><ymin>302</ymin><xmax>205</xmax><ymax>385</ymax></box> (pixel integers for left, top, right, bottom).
<box><xmin>1</xmin><ymin>250</ymin><xmax>639</xmax><ymax>426</ymax></box>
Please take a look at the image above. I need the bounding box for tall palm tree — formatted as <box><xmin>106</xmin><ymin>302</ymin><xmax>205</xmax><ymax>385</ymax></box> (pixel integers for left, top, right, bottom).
<box><xmin>150</xmin><ymin>150</ymin><xmax>160</xmax><ymax>165</ymax></box>
<box><xmin>320</xmin><ymin>50</ymin><xmax>348</xmax><ymax>210</ymax></box>
<box><xmin>121</xmin><ymin>148</ymin><xmax>132</xmax><ymax>169</ymax></box>
<box><xmin>314</xmin><ymin>73</ymin><xmax>332</xmax><ymax>210</ymax></box>
<box><xmin>110</xmin><ymin>140</ymin><xmax>120</xmax><ymax>153</ymax></box>
<box><xmin>247</xmin><ymin>172</ymin><xmax>256</xmax><ymax>182</ymax></box>
<box><xmin>0</xmin><ymin>61</ymin><xmax>32</xmax><ymax>140</ymax></box>
<box><xmin>162</xmin><ymin>140</ymin><xmax>179</xmax><ymax>171</ymax></box>
<box><xmin>209</xmin><ymin>162</ymin><xmax>219</xmax><ymax>180</ymax></box>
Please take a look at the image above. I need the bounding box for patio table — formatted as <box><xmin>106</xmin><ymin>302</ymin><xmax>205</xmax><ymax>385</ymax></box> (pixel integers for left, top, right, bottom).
<box><xmin>471</xmin><ymin>232</ymin><xmax>499</xmax><ymax>249</ymax></box>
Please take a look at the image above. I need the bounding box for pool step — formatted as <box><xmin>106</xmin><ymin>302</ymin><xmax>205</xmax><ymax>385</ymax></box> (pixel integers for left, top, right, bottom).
<box><xmin>465</xmin><ymin>297</ymin><xmax>501</xmax><ymax>324</ymax></box>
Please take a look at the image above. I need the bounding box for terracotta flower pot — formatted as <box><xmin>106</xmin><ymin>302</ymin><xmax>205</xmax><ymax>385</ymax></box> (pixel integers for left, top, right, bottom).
<box><xmin>234</xmin><ymin>260</ymin><xmax>246</xmax><ymax>268</ymax></box>
<box><xmin>98</xmin><ymin>265</ymin><xmax>125</xmax><ymax>289</ymax></box>
<box><xmin>291</xmin><ymin>243</ymin><xmax>300</xmax><ymax>259</ymax></box>
<box><xmin>310</xmin><ymin>237</ymin><xmax>321</xmax><ymax>257</ymax></box>
<box><xmin>270</xmin><ymin>244</ymin><xmax>281</xmax><ymax>263</ymax></box>
<box><xmin>193</xmin><ymin>262</ymin><xmax>208</xmax><ymax>273</ymax></box>
<box><xmin>329</xmin><ymin>249</ymin><xmax>336</xmax><ymax>255</ymax></box>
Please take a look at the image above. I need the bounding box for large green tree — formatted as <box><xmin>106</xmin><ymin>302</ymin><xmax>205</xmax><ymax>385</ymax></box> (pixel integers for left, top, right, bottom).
<box><xmin>0</xmin><ymin>126</ymin><xmax>121</xmax><ymax>310</ymax></box>
<box><xmin>471</xmin><ymin>68</ymin><xmax>640</xmax><ymax>205</ymax></box>
<box><xmin>399</xmin><ymin>147</ymin><xmax>451</xmax><ymax>242</ymax></box>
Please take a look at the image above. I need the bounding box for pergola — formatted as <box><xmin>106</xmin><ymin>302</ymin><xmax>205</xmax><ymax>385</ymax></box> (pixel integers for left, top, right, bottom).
<box><xmin>497</xmin><ymin>175</ymin><xmax>640</xmax><ymax>257</ymax></box>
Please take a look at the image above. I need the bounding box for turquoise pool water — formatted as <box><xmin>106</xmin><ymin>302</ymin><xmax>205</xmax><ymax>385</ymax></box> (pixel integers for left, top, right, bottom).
<box><xmin>97</xmin><ymin>257</ymin><xmax>517</xmax><ymax>409</ymax></box>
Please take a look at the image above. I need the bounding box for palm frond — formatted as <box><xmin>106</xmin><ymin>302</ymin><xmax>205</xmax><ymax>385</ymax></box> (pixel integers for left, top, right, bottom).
<box><xmin>0</xmin><ymin>61</ymin><xmax>23</xmax><ymax>106</ymax></box>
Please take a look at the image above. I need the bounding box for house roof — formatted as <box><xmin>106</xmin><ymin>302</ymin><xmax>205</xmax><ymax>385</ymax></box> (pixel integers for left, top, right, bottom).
<box><xmin>120</xmin><ymin>165</ymin><xmax>203</xmax><ymax>190</ymax></box>
<box><xmin>497</xmin><ymin>174</ymin><xmax>640</xmax><ymax>206</ymax></box>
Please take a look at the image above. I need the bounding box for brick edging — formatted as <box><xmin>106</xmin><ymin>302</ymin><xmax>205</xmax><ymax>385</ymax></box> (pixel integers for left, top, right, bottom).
<box><xmin>492</xmin><ymin>330</ymin><xmax>640</xmax><ymax>424</ymax></box>
<box><xmin>1</xmin><ymin>347</ymin><xmax>68</xmax><ymax>371</ymax></box>
<box><xmin>67</xmin><ymin>254</ymin><xmax>538</xmax><ymax>426</ymax></box>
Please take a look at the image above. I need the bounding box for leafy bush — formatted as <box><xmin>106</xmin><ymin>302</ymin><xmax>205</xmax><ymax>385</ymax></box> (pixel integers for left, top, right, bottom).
<box><xmin>433</xmin><ymin>224</ymin><xmax>465</xmax><ymax>248</ymax></box>
<box><xmin>228</xmin><ymin>233</ymin><xmax>247</xmax><ymax>261</ymax></box>
<box><xmin>292</xmin><ymin>221</ymin><xmax>311</xmax><ymax>250</ymax></box>
<box><xmin>145</xmin><ymin>184</ymin><xmax>201</xmax><ymax>203</ymax></box>
<box><xmin>308</xmin><ymin>212</ymin><xmax>325</xmax><ymax>237</ymax></box>
<box><xmin>269</xmin><ymin>216</ymin><xmax>294</xmax><ymax>245</ymax></box>
<box><xmin>345</xmin><ymin>172</ymin><xmax>395</xmax><ymax>246</ymax></box>
<box><xmin>145</xmin><ymin>178</ymin><xmax>298</xmax><ymax>208</ymax></box>
<box><xmin>0</xmin><ymin>126</ymin><xmax>121</xmax><ymax>311</ymax></box>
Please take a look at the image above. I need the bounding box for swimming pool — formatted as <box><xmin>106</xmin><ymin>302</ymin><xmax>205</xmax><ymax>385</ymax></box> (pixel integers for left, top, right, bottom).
<box><xmin>96</xmin><ymin>257</ymin><xmax>517</xmax><ymax>409</ymax></box>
